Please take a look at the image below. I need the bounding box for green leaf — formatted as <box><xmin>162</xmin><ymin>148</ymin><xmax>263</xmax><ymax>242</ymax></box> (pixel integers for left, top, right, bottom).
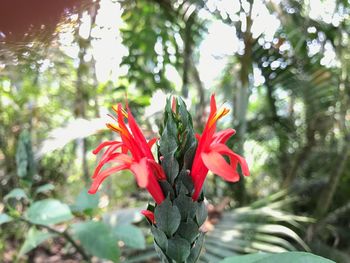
<box><xmin>4</xmin><ymin>188</ymin><xmax>28</xmax><ymax>201</ymax></box>
<box><xmin>113</xmin><ymin>224</ymin><xmax>145</xmax><ymax>249</ymax></box>
<box><xmin>151</xmin><ymin>225</ymin><xmax>168</xmax><ymax>251</ymax></box>
<box><xmin>187</xmin><ymin>232</ymin><xmax>205</xmax><ymax>263</ymax></box>
<box><xmin>177</xmin><ymin>97</ymin><xmax>190</xmax><ymax>128</ymax></box>
<box><xmin>35</xmin><ymin>183</ymin><xmax>55</xmax><ymax>194</ymax></box>
<box><xmin>167</xmin><ymin>236</ymin><xmax>191</xmax><ymax>262</ymax></box>
<box><xmin>71</xmin><ymin>221</ymin><xmax>120</xmax><ymax>262</ymax></box>
<box><xmin>155</xmin><ymin>197</ymin><xmax>181</xmax><ymax>237</ymax></box>
<box><xmin>154</xmin><ymin>240</ymin><xmax>171</xmax><ymax>263</ymax></box>
<box><xmin>219</xmin><ymin>252</ymin><xmax>335</xmax><ymax>263</ymax></box>
<box><xmin>174</xmin><ymin>192</ymin><xmax>197</xmax><ymax>220</ymax></box>
<box><xmin>183</xmin><ymin>140</ymin><xmax>197</xmax><ymax>170</ymax></box>
<box><xmin>161</xmin><ymin>152</ymin><xmax>179</xmax><ymax>184</ymax></box>
<box><xmin>176</xmin><ymin>170</ymin><xmax>195</xmax><ymax>195</ymax></box>
<box><xmin>196</xmin><ymin>201</ymin><xmax>208</xmax><ymax>227</ymax></box>
<box><xmin>26</xmin><ymin>199</ymin><xmax>73</xmax><ymax>225</ymax></box>
<box><xmin>0</xmin><ymin>213</ymin><xmax>13</xmax><ymax>225</ymax></box>
<box><xmin>19</xmin><ymin>227</ymin><xmax>57</xmax><ymax>256</ymax></box>
<box><xmin>16</xmin><ymin>129</ymin><xmax>36</xmax><ymax>179</ymax></box>
<box><xmin>159</xmin><ymin>180</ymin><xmax>175</xmax><ymax>199</ymax></box>
<box><xmin>160</xmin><ymin>120</ymin><xmax>177</xmax><ymax>155</ymax></box>
<box><xmin>178</xmin><ymin>219</ymin><xmax>199</xmax><ymax>243</ymax></box>
<box><xmin>71</xmin><ymin>188</ymin><xmax>99</xmax><ymax>213</ymax></box>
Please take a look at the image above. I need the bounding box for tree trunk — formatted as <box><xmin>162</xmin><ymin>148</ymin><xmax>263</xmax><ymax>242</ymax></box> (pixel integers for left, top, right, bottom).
<box><xmin>74</xmin><ymin>2</ymin><xmax>99</xmax><ymax>184</ymax></box>
<box><xmin>229</xmin><ymin>1</ymin><xmax>254</xmax><ymax>205</ymax></box>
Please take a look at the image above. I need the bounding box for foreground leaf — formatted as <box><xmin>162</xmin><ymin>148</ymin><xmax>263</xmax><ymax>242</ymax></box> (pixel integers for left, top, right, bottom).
<box><xmin>113</xmin><ymin>224</ymin><xmax>145</xmax><ymax>249</ymax></box>
<box><xmin>220</xmin><ymin>252</ymin><xmax>335</xmax><ymax>263</ymax></box>
<box><xmin>35</xmin><ymin>184</ymin><xmax>55</xmax><ymax>195</ymax></box>
<box><xmin>19</xmin><ymin>227</ymin><xmax>57</xmax><ymax>256</ymax></box>
<box><xmin>71</xmin><ymin>221</ymin><xmax>119</xmax><ymax>262</ymax></box>
<box><xmin>26</xmin><ymin>199</ymin><xmax>73</xmax><ymax>225</ymax></box>
<box><xmin>71</xmin><ymin>188</ymin><xmax>99</xmax><ymax>213</ymax></box>
<box><xmin>0</xmin><ymin>213</ymin><xmax>13</xmax><ymax>225</ymax></box>
<box><xmin>4</xmin><ymin>188</ymin><xmax>28</xmax><ymax>201</ymax></box>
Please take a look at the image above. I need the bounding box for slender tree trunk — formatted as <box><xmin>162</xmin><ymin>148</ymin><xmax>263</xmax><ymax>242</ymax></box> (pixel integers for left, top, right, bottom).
<box><xmin>181</xmin><ymin>11</ymin><xmax>195</xmax><ymax>98</ymax></box>
<box><xmin>230</xmin><ymin>1</ymin><xmax>254</xmax><ymax>205</ymax></box>
<box><xmin>315</xmin><ymin>142</ymin><xmax>350</xmax><ymax>218</ymax></box>
<box><xmin>190</xmin><ymin>57</ymin><xmax>206</xmax><ymax>130</ymax></box>
<box><xmin>74</xmin><ymin>2</ymin><xmax>99</xmax><ymax>184</ymax></box>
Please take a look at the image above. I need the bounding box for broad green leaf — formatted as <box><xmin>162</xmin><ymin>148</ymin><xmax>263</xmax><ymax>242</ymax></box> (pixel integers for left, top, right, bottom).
<box><xmin>0</xmin><ymin>213</ymin><xmax>13</xmax><ymax>225</ymax></box>
<box><xmin>178</xmin><ymin>219</ymin><xmax>199</xmax><ymax>243</ymax></box>
<box><xmin>71</xmin><ymin>221</ymin><xmax>119</xmax><ymax>262</ymax></box>
<box><xmin>155</xmin><ymin>197</ymin><xmax>181</xmax><ymax>236</ymax></box>
<box><xmin>71</xmin><ymin>188</ymin><xmax>99</xmax><ymax>213</ymax></box>
<box><xmin>174</xmin><ymin>192</ymin><xmax>197</xmax><ymax>220</ymax></box>
<box><xmin>4</xmin><ymin>188</ymin><xmax>28</xmax><ymax>201</ymax></box>
<box><xmin>151</xmin><ymin>225</ymin><xmax>168</xmax><ymax>251</ymax></box>
<box><xmin>26</xmin><ymin>199</ymin><xmax>73</xmax><ymax>225</ymax></box>
<box><xmin>19</xmin><ymin>227</ymin><xmax>57</xmax><ymax>256</ymax></box>
<box><xmin>219</xmin><ymin>252</ymin><xmax>335</xmax><ymax>263</ymax></box>
<box><xmin>113</xmin><ymin>224</ymin><xmax>145</xmax><ymax>249</ymax></box>
<box><xmin>35</xmin><ymin>183</ymin><xmax>55</xmax><ymax>194</ymax></box>
<box><xmin>167</xmin><ymin>236</ymin><xmax>191</xmax><ymax>262</ymax></box>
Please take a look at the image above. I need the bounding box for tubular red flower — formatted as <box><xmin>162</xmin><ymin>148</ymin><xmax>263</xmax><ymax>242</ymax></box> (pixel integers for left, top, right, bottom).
<box><xmin>191</xmin><ymin>94</ymin><xmax>250</xmax><ymax>200</ymax></box>
<box><xmin>89</xmin><ymin>103</ymin><xmax>165</xmax><ymax>204</ymax></box>
<box><xmin>141</xmin><ymin>210</ymin><xmax>155</xmax><ymax>224</ymax></box>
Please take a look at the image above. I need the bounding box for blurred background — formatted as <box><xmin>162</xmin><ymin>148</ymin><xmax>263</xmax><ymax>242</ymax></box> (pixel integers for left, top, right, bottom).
<box><xmin>0</xmin><ymin>0</ymin><xmax>349</xmax><ymax>262</ymax></box>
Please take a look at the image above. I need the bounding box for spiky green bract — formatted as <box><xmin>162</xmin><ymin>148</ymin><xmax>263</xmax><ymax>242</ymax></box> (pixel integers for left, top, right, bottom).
<box><xmin>151</xmin><ymin>96</ymin><xmax>207</xmax><ymax>263</ymax></box>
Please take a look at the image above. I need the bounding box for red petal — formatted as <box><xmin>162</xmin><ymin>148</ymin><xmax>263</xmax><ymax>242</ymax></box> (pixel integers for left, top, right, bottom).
<box><xmin>201</xmin><ymin>150</ymin><xmax>240</xmax><ymax>182</ymax></box>
<box><xmin>127</xmin><ymin>107</ymin><xmax>153</xmax><ymax>159</ymax></box>
<box><xmin>210</xmin><ymin>143</ymin><xmax>250</xmax><ymax>176</ymax></box>
<box><xmin>141</xmin><ymin>210</ymin><xmax>155</xmax><ymax>224</ymax></box>
<box><xmin>92</xmin><ymin>141</ymin><xmax>122</xmax><ymax>155</ymax></box>
<box><xmin>147</xmin><ymin>137</ymin><xmax>158</xmax><ymax>148</ymax></box>
<box><xmin>129</xmin><ymin>158</ymin><xmax>149</xmax><ymax>188</ymax></box>
<box><xmin>212</xmin><ymin>129</ymin><xmax>236</xmax><ymax>144</ymax></box>
<box><xmin>209</xmin><ymin>94</ymin><xmax>217</xmax><ymax>118</ymax></box>
<box><xmin>147</xmin><ymin>159</ymin><xmax>166</xmax><ymax>180</ymax></box>
<box><xmin>88</xmin><ymin>164</ymin><xmax>130</xmax><ymax>194</ymax></box>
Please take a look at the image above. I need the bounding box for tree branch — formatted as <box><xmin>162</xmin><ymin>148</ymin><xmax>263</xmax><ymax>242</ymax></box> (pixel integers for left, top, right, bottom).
<box><xmin>18</xmin><ymin>217</ymin><xmax>91</xmax><ymax>262</ymax></box>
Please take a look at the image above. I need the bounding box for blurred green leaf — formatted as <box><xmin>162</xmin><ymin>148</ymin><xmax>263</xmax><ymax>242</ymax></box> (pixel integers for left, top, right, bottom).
<box><xmin>16</xmin><ymin>129</ymin><xmax>36</xmax><ymax>179</ymax></box>
<box><xmin>4</xmin><ymin>188</ymin><xmax>28</xmax><ymax>201</ymax></box>
<box><xmin>19</xmin><ymin>227</ymin><xmax>57</xmax><ymax>256</ymax></box>
<box><xmin>71</xmin><ymin>188</ymin><xmax>99</xmax><ymax>213</ymax></box>
<box><xmin>35</xmin><ymin>183</ymin><xmax>55</xmax><ymax>195</ymax></box>
<box><xmin>26</xmin><ymin>199</ymin><xmax>73</xmax><ymax>225</ymax></box>
<box><xmin>113</xmin><ymin>224</ymin><xmax>145</xmax><ymax>249</ymax></box>
<box><xmin>71</xmin><ymin>221</ymin><xmax>120</xmax><ymax>262</ymax></box>
<box><xmin>0</xmin><ymin>213</ymin><xmax>13</xmax><ymax>225</ymax></box>
<box><xmin>220</xmin><ymin>252</ymin><xmax>335</xmax><ymax>263</ymax></box>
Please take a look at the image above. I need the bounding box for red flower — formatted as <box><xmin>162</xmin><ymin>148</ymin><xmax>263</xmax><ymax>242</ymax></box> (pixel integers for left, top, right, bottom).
<box><xmin>88</xmin><ymin>103</ymin><xmax>166</xmax><ymax>204</ymax></box>
<box><xmin>191</xmin><ymin>95</ymin><xmax>250</xmax><ymax>200</ymax></box>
